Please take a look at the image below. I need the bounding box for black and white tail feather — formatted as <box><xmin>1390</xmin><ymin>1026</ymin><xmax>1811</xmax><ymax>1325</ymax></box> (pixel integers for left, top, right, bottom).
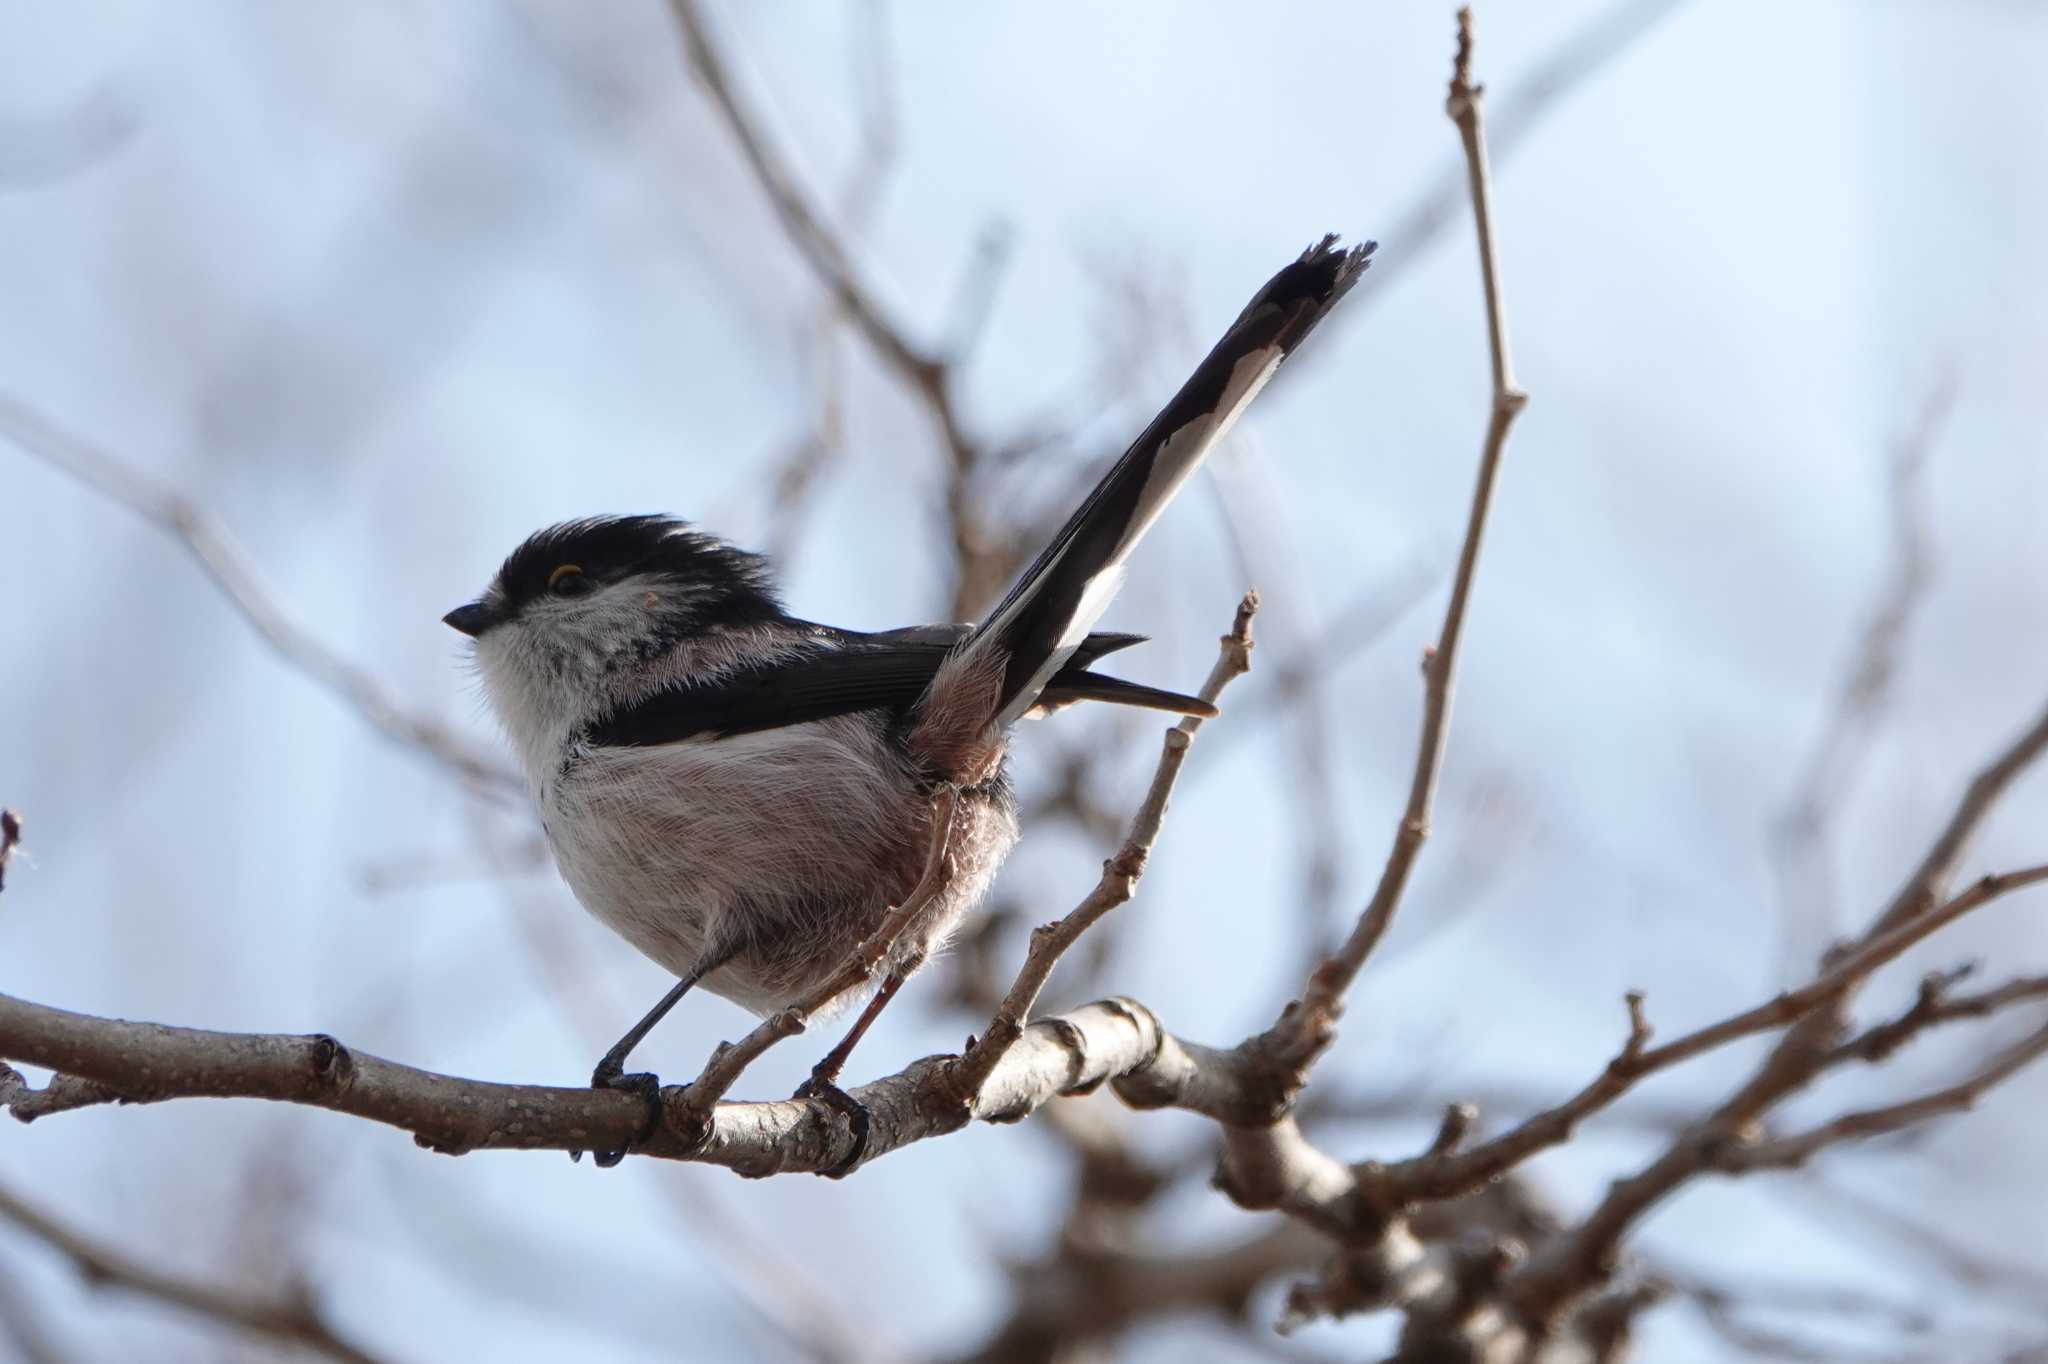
<box><xmin>943</xmin><ymin>233</ymin><xmax>1374</xmax><ymax>732</ymax></box>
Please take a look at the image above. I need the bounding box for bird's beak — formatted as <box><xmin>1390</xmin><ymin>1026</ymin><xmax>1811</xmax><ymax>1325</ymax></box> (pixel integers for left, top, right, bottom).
<box><xmin>442</xmin><ymin>600</ymin><xmax>500</xmax><ymax>638</ymax></box>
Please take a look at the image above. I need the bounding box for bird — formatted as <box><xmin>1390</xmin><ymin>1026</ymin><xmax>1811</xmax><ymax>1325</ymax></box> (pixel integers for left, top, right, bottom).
<box><xmin>444</xmin><ymin>234</ymin><xmax>1373</xmax><ymax>1168</ymax></box>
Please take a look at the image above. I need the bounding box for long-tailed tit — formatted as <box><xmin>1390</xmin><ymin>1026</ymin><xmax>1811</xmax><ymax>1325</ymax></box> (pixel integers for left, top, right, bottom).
<box><xmin>445</xmin><ymin>235</ymin><xmax>1372</xmax><ymax>1167</ymax></box>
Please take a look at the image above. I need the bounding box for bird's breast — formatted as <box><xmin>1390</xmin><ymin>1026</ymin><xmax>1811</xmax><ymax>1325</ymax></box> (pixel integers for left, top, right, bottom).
<box><xmin>537</xmin><ymin>715</ymin><xmax>1011</xmax><ymax>991</ymax></box>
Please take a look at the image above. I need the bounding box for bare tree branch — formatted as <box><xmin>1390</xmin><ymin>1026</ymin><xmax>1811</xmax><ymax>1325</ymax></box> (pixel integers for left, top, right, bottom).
<box><xmin>1371</xmin><ymin>884</ymin><xmax>2048</xmax><ymax>1203</ymax></box>
<box><xmin>1715</xmin><ymin>1016</ymin><xmax>2048</xmax><ymax>1172</ymax></box>
<box><xmin>1273</xmin><ymin>4</ymin><xmax>1528</xmax><ymax>1073</ymax></box>
<box><xmin>0</xmin><ymin>1179</ymin><xmax>390</xmax><ymax>1364</ymax></box>
<box><xmin>1109</xmin><ymin>858</ymin><xmax>2048</xmax><ymax>1248</ymax></box>
<box><xmin>1830</xmin><ymin>968</ymin><xmax>2048</xmax><ymax>1068</ymax></box>
<box><xmin>1869</xmin><ymin>699</ymin><xmax>2048</xmax><ymax>940</ymax></box>
<box><xmin>37</xmin><ymin>886</ymin><xmax>2002</xmax><ymax>1197</ymax></box>
<box><xmin>0</xmin><ymin>396</ymin><xmax>519</xmax><ymax>799</ymax></box>
<box><xmin>1286</xmin><ymin>0</ymin><xmax>1696</xmax><ymax>360</ymax></box>
<box><xmin>1097</xmin><ymin>24</ymin><xmax>1536</xmax><ymax>1350</ymax></box>
<box><xmin>0</xmin><ymin>989</ymin><xmax>1257</xmax><ymax>1178</ymax></box>
<box><xmin>1507</xmin><ymin>700</ymin><xmax>2048</xmax><ymax>1325</ymax></box>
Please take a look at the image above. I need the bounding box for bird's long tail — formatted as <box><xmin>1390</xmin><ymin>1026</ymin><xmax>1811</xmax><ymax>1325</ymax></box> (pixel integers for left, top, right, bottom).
<box><xmin>943</xmin><ymin>234</ymin><xmax>1374</xmax><ymax>734</ymax></box>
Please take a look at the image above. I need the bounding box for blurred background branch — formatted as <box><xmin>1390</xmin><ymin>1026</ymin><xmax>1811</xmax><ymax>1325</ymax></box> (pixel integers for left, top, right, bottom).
<box><xmin>0</xmin><ymin>396</ymin><xmax>519</xmax><ymax>799</ymax></box>
<box><xmin>0</xmin><ymin>1179</ymin><xmax>386</xmax><ymax>1364</ymax></box>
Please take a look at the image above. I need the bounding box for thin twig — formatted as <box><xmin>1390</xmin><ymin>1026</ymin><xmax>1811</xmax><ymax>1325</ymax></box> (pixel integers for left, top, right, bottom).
<box><xmin>1295</xmin><ymin>1078</ymin><xmax>1699</xmax><ymax>1137</ymax></box>
<box><xmin>1830</xmin><ymin>969</ymin><xmax>2048</xmax><ymax>1067</ymax></box>
<box><xmin>1627</xmin><ymin>864</ymin><xmax>2048</xmax><ymax>1073</ymax></box>
<box><xmin>0</xmin><ymin>809</ymin><xmax>19</xmax><ymax>895</ymax></box>
<box><xmin>1197</xmin><ymin>558</ymin><xmax>1439</xmax><ymax>769</ymax></box>
<box><xmin>950</xmin><ymin>595</ymin><xmax>1258</xmax><ymax>1099</ymax></box>
<box><xmin>1869</xmin><ymin>697</ymin><xmax>2048</xmax><ymax>938</ymax></box>
<box><xmin>1288</xmin><ymin>0</ymin><xmax>1697</xmax><ymax>362</ymax></box>
<box><xmin>0</xmin><ymin>1180</ymin><xmax>390</xmax><ymax>1364</ymax></box>
<box><xmin>1094</xmin><ymin>22</ymin><xmax>1545</xmax><ymax>1345</ymax></box>
<box><xmin>751</xmin><ymin>320</ymin><xmax>848</xmax><ymax>569</ymax></box>
<box><xmin>1281</xmin><ymin>1</ymin><xmax>1528</xmax><ymax>1064</ymax></box>
<box><xmin>1113</xmin><ymin>856</ymin><xmax>2048</xmax><ymax>1270</ymax></box>
<box><xmin>941</xmin><ymin>219</ymin><xmax>1018</xmax><ymax>362</ymax></box>
<box><xmin>1716</xmin><ymin>1017</ymin><xmax>2048</xmax><ymax>1172</ymax></box>
<box><xmin>1508</xmin><ymin>699</ymin><xmax>2048</xmax><ymax>1322</ymax></box>
<box><xmin>1355</xmin><ymin>864</ymin><xmax>2048</xmax><ymax>1205</ymax></box>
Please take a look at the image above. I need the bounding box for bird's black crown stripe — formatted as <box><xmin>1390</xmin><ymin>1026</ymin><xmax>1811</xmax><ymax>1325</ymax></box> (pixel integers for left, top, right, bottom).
<box><xmin>495</xmin><ymin>515</ymin><xmax>783</xmax><ymax>621</ymax></box>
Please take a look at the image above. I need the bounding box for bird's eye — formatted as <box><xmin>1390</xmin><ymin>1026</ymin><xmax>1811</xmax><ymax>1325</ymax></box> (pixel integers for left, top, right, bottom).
<box><xmin>547</xmin><ymin>564</ymin><xmax>594</xmax><ymax>597</ymax></box>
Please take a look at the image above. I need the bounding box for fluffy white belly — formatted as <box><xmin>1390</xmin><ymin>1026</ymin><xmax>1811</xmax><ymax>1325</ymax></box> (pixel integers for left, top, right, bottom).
<box><xmin>541</xmin><ymin>716</ymin><xmax>1016</xmax><ymax>1016</ymax></box>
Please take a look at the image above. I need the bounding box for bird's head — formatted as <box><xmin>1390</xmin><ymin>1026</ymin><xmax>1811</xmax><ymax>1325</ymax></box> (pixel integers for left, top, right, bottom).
<box><xmin>445</xmin><ymin>515</ymin><xmax>783</xmax><ymax>761</ymax></box>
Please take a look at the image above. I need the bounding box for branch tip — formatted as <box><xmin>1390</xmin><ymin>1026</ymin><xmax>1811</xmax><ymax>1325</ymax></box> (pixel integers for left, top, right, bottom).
<box><xmin>0</xmin><ymin>808</ymin><xmax>19</xmax><ymax>894</ymax></box>
<box><xmin>1428</xmin><ymin>1101</ymin><xmax>1478</xmax><ymax>1157</ymax></box>
<box><xmin>1448</xmin><ymin>7</ymin><xmax>1481</xmax><ymax>115</ymax></box>
<box><xmin>1622</xmin><ymin>991</ymin><xmax>1652</xmax><ymax>1057</ymax></box>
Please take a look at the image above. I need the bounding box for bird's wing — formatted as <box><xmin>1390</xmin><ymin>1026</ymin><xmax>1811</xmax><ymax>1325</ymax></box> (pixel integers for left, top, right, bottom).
<box><xmin>585</xmin><ymin>642</ymin><xmax>949</xmax><ymax>746</ymax></box>
<box><xmin>585</xmin><ymin>631</ymin><xmax>1205</xmax><ymax>748</ymax></box>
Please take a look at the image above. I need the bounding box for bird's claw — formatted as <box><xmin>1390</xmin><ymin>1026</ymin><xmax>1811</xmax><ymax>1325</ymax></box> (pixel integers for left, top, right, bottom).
<box><xmin>581</xmin><ymin>1059</ymin><xmax>664</xmax><ymax>1168</ymax></box>
<box><xmin>794</xmin><ymin>1068</ymin><xmax>870</xmax><ymax>1178</ymax></box>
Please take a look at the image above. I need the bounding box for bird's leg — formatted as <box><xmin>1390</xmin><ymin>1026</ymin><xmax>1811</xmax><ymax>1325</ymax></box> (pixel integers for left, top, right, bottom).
<box><xmin>849</xmin><ymin>785</ymin><xmax>963</xmax><ymax>977</ymax></box>
<box><xmin>785</xmin><ymin>786</ymin><xmax>962</xmax><ymax>1177</ymax></box>
<box><xmin>582</xmin><ymin>944</ymin><xmax>735</xmax><ymax>1168</ymax></box>
<box><xmin>679</xmin><ymin>786</ymin><xmax>964</xmax><ymax>1153</ymax></box>
<box><xmin>793</xmin><ymin>950</ymin><xmax>925</xmax><ymax>1178</ymax></box>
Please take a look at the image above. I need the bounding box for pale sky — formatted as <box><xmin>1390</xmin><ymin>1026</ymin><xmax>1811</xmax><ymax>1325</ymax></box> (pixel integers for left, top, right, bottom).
<box><xmin>3</xmin><ymin>3</ymin><xmax>2046</xmax><ymax>1360</ymax></box>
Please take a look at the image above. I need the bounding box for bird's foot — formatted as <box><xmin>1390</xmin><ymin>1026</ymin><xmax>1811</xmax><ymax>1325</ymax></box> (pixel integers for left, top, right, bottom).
<box><xmin>580</xmin><ymin>1057</ymin><xmax>663</xmax><ymax>1169</ymax></box>
<box><xmin>793</xmin><ymin>1066</ymin><xmax>870</xmax><ymax>1178</ymax></box>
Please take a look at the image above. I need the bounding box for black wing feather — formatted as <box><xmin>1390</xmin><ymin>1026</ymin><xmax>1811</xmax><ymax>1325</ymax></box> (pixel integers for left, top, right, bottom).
<box><xmin>1036</xmin><ymin>670</ymin><xmax>1217</xmax><ymax>718</ymax></box>
<box><xmin>586</xmin><ymin>631</ymin><xmax>1186</xmax><ymax>747</ymax></box>
<box><xmin>585</xmin><ymin>644</ymin><xmax>944</xmax><ymax>747</ymax></box>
